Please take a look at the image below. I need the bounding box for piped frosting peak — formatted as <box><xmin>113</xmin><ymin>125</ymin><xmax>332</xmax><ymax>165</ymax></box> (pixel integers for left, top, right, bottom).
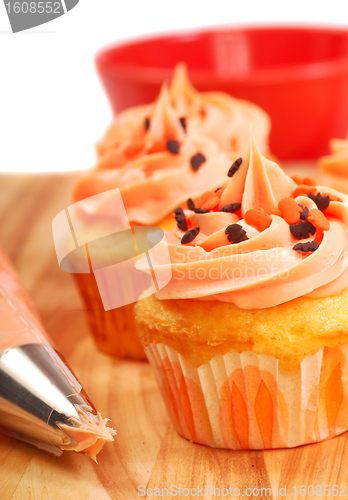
<box><xmin>144</xmin><ymin>135</ymin><xmax>348</xmax><ymax>309</ymax></box>
<box><xmin>73</xmin><ymin>64</ymin><xmax>271</xmax><ymax>225</ymax></box>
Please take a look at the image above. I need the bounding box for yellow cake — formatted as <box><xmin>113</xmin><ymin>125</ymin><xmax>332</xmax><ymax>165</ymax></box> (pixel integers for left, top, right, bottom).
<box><xmin>135</xmin><ymin>289</ymin><xmax>348</xmax><ymax>372</ymax></box>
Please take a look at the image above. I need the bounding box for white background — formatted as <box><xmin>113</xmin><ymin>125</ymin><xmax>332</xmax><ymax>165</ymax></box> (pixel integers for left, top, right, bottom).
<box><xmin>0</xmin><ymin>0</ymin><xmax>347</xmax><ymax>172</ymax></box>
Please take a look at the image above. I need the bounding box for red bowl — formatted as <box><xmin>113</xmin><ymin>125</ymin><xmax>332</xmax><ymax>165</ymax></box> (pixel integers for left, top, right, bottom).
<box><xmin>95</xmin><ymin>25</ymin><xmax>348</xmax><ymax>160</ymax></box>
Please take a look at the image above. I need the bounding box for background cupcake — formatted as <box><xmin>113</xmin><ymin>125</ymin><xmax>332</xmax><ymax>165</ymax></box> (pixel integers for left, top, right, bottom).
<box><xmin>74</xmin><ymin>63</ymin><xmax>271</xmax><ymax>226</ymax></box>
<box><xmin>72</xmin><ymin>65</ymin><xmax>271</xmax><ymax>360</ymax></box>
<box><xmin>319</xmin><ymin>131</ymin><xmax>348</xmax><ymax>193</ymax></box>
<box><xmin>135</xmin><ymin>135</ymin><xmax>348</xmax><ymax>449</ymax></box>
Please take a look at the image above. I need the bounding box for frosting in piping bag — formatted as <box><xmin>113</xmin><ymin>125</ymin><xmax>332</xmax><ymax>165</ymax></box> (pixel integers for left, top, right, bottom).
<box><xmin>0</xmin><ymin>245</ymin><xmax>116</xmax><ymax>460</ymax></box>
<box><xmin>73</xmin><ymin>64</ymin><xmax>270</xmax><ymax>225</ymax></box>
<box><xmin>140</xmin><ymin>135</ymin><xmax>348</xmax><ymax>309</ymax></box>
<box><xmin>0</xmin><ymin>245</ymin><xmax>51</xmax><ymax>353</ymax></box>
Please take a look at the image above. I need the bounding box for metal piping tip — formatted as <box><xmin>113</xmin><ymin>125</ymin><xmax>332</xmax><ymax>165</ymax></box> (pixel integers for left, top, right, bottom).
<box><xmin>0</xmin><ymin>342</ymin><xmax>115</xmax><ymax>458</ymax></box>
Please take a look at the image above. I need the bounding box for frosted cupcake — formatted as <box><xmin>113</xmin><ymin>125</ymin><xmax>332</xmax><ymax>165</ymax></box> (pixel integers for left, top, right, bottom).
<box><xmin>319</xmin><ymin>131</ymin><xmax>348</xmax><ymax>193</ymax></box>
<box><xmin>74</xmin><ymin>63</ymin><xmax>271</xmax><ymax>227</ymax></box>
<box><xmin>72</xmin><ymin>65</ymin><xmax>271</xmax><ymax>360</ymax></box>
<box><xmin>135</xmin><ymin>135</ymin><xmax>348</xmax><ymax>449</ymax></box>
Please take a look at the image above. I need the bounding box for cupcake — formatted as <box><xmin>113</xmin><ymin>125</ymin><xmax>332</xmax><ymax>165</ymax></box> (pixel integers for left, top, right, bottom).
<box><xmin>135</xmin><ymin>135</ymin><xmax>348</xmax><ymax>449</ymax></box>
<box><xmin>72</xmin><ymin>64</ymin><xmax>271</xmax><ymax>360</ymax></box>
<box><xmin>74</xmin><ymin>63</ymin><xmax>271</xmax><ymax>227</ymax></box>
<box><xmin>319</xmin><ymin>131</ymin><xmax>348</xmax><ymax>193</ymax></box>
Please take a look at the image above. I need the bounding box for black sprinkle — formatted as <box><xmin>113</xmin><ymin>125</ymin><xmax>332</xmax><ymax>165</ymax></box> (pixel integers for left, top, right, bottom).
<box><xmin>308</xmin><ymin>192</ymin><xmax>330</xmax><ymax>212</ymax></box>
<box><xmin>228</xmin><ymin>157</ymin><xmax>242</xmax><ymax>177</ymax></box>
<box><xmin>225</xmin><ymin>223</ymin><xmax>249</xmax><ymax>244</ymax></box>
<box><xmin>181</xmin><ymin>227</ymin><xmax>200</xmax><ymax>245</ymax></box>
<box><xmin>299</xmin><ymin>205</ymin><xmax>309</xmax><ymax>220</ymax></box>
<box><xmin>220</xmin><ymin>203</ymin><xmax>241</xmax><ymax>214</ymax></box>
<box><xmin>293</xmin><ymin>241</ymin><xmax>319</xmax><ymax>253</ymax></box>
<box><xmin>174</xmin><ymin>207</ymin><xmax>188</xmax><ymax>231</ymax></box>
<box><xmin>215</xmin><ymin>187</ymin><xmax>222</xmax><ymax>193</ymax></box>
<box><xmin>194</xmin><ymin>207</ymin><xmax>209</xmax><ymax>214</ymax></box>
<box><xmin>145</xmin><ymin>116</ymin><xmax>150</xmax><ymax>130</ymax></box>
<box><xmin>187</xmin><ymin>198</ymin><xmax>195</xmax><ymax>211</ymax></box>
<box><xmin>191</xmin><ymin>153</ymin><xmax>206</xmax><ymax>171</ymax></box>
<box><xmin>177</xmin><ymin>220</ymin><xmax>188</xmax><ymax>231</ymax></box>
<box><xmin>167</xmin><ymin>139</ymin><xmax>180</xmax><ymax>154</ymax></box>
<box><xmin>179</xmin><ymin>116</ymin><xmax>187</xmax><ymax>132</ymax></box>
<box><xmin>290</xmin><ymin>220</ymin><xmax>316</xmax><ymax>240</ymax></box>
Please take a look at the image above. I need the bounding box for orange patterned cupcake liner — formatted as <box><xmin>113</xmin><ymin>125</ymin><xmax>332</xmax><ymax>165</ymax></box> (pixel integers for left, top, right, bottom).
<box><xmin>145</xmin><ymin>342</ymin><xmax>348</xmax><ymax>449</ymax></box>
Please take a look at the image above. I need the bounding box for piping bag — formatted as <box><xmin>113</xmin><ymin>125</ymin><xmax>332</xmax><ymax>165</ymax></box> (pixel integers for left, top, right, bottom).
<box><xmin>0</xmin><ymin>246</ymin><xmax>116</xmax><ymax>461</ymax></box>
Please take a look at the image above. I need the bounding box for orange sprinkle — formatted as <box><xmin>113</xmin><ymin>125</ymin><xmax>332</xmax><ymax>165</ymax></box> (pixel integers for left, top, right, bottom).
<box><xmin>202</xmin><ymin>196</ymin><xmax>220</xmax><ymax>211</ymax></box>
<box><xmin>322</xmin><ymin>192</ymin><xmax>343</xmax><ymax>202</ymax></box>
<box><xmin>291</xmin><ymin>174</ymin><xmax>303</xmax><ymax>185</ymax></box>
<box><xmin>245</xmin><ymin>208</ymin><xmax>272</xmax><ymax>232</ymax></box>
<box><xmin>200</xmin><ymin>191</ymin><xmax>213</xmax><ymax>203</ymax></box>
<box><xmin>291</xmin><ymin>174</ymin><xmax>317</xmax><ymax>187</ymax></box>
<box><xmin>302</xmin><ymin>175</ymin><xmax>317</xmax><ymax>186</ymax></box>
<box><xmin>307</xmin><ymin>209</ymin><xmax>330</xmax><ymax>231</ymax></box>
<box><xmin>278</xmin><ymin>197</ymin><xmax>301</xmax><ymax>224</ymax></box>
<box><xmin>196</xmin><ymin>191</ymin><xmax>213</xmax><ymax>208</ymax></box>
<box><xmin>293</xmin><ymin>184</ymin><xmax>317</xmax><ymax>198</ymax></box>
<box><xmin>214</xmin><ymin>187</ymin><xmax>225</xmax><ymax>198</ymax></box>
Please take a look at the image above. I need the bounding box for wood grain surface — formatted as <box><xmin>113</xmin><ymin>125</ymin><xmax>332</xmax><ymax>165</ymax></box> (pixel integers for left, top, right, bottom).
<box><xmin>0</xmin><ymin>167</ymin><xmax>348</xmax><ymax>500</ymax></box>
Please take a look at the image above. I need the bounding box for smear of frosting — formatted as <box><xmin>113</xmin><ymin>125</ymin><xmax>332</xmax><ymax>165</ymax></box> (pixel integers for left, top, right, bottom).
<box><xmin>73</xmin><ymin>63</ymin><xmax>270</xmax><ymax>225</ymax></box>
<box><xmin>139</xmin><ymin>135</ymin><xmax>348</xmax><ymax>309</ymax></box>
<box><xmin>319</xmin><ymin>131</ymin><xmax>348</xmax><ymax>177</ymax></box>
<box><xmin>58</xmin><ymin>406</ymin><xmax>116</xmax><ymax>462</ymax></box>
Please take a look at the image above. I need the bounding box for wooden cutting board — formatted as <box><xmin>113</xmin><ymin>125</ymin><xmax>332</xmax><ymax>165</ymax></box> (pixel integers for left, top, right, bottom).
<box><xmin>1</xmin><ymin>167</ymin><xmax>348</xmax><ymax>500</ymax></box>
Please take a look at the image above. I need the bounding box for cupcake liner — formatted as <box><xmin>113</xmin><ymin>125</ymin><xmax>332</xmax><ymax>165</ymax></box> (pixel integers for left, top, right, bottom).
<box><xmin>145</xmin><ymin>342</ymin><xmax>348</xmax><ymax>449</ymax></box>
<box><xmin>74</xmin><ymin>272</ymin><xmax>146</xmax><ymax>360</ymax></box>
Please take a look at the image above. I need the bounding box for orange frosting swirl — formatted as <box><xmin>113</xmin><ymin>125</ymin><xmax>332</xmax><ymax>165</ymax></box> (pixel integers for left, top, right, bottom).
<box><xmin>143</xmin><ymin>136</ymin><xmax>348</xmax><ymax>309</ymax></box>
<box><xmin>73</xmin><ymin>64</ymin><xmax>270</xmax><ymax>225</ymax></box>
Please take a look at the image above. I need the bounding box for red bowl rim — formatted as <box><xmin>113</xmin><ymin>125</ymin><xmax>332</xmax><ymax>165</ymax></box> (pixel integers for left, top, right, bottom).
<box><xmin>95</xmin><ymin>23</ymin><xmax>348</xmax><ymax>86</ymax></box>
